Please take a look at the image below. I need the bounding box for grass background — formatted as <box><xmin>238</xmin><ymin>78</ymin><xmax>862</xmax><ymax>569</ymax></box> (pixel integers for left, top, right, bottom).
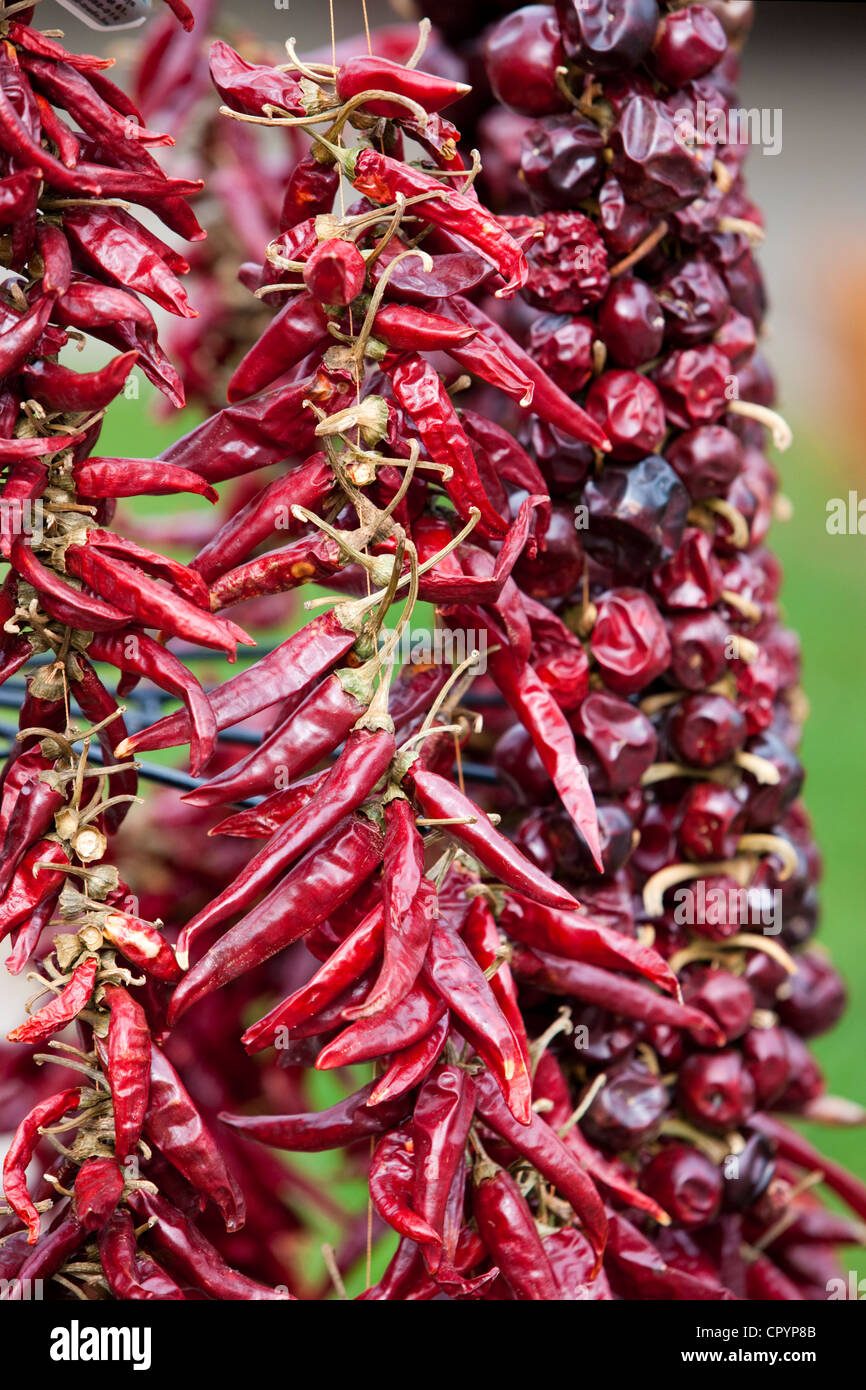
<box><xmin>98</xmin><ymin>384</ymin><xmax>866</xmax><ymax>1289</ymax></box>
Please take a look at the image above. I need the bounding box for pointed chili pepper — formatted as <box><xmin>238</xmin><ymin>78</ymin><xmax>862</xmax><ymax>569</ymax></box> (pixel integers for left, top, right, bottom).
<box><xmin>368</xmin><ymin>1012</ymin><xmax>451</xmax><ymax>1107</ymax></box>
<box><xmin>80</xmin><ymin>529</ymin><xmax>210</xmax><ymax>607</ymax></box>
<box><xmin>2</xmin><ymin>1088</ymin><xmax>81</xmax><ymax>1242</ymax></box>
<box><xmin>316</xmin><ymin>976</ymin><xmax>447</xmax><ymax>1070</ymax></box>
<box><xmin>178</xmin><ymin>724</ymin><xmax>394</xmax><ymax>967</ymax></box>
<box><xmin>0</xmin><ymin>64</ymin><xmax>101</xmax><ymax>194</ymax></box>
<box><xmin>189</xmin><ymin>451</ymin><xmax>335</xmax><ymax>582</ymax></box>
<box><xmin>208</xmin><ymin>531</ymin><xmax>342</xmax><ymax>611</ymax></box>
<box><xmin>472</xmin><ymin>1158</ymin><xmax>560</xmax><ymax>1300</ymax></box>
<box><xmin>342</xmin><ymin>146</ymin><xmax>527</xmax><ymax>296</ymax></box>
<box><xmin>127</xmin><ymin>1190</ymin><xmax>289</xmax><ymax>1299</ymax></box>
<box><xmin>474</xmin><ymin>1068</ymin><xmax>607</xmax><ymax>1272</ymax></box>
<box><xmin>118</xmin><ymin>607</ymin><xmax>363</xmax><ymax>759</ymax></box>
<box><xmin>6</xmin><ymin>22</ymin><xmax>114</xmax><ymax>71</ymax></box>
<box><xmin>73</xmin><ymin>1157</ymin><xmax>124</xmax><ymax>1232</ymax></box>
<box><xmin>242</xmin><ymin>901</ymin><xmax>385</xmax><ymax>1054</ymax></box>
<box><xmin>0</xmin><ymin>168</ymin><xmax>40</xmax><ymax>223</ymax></box>
<box><xmin>88</xmin><ymin>630</ymin><xmax>217</xmax><ymax>777</ymax></box>
<box><xmin>446</xmin><ymin>328</ymin><xmax>536</xmax><ymax>408</ymax></box>
<box><xmin>99</xmin><ymin>984</ymin><xmax>151</xmax><ymax>1164</ymax></box>
<box><xmin>168</xmin><ymin>814</ymin><xmax>385</xmax><ymax>1024</ymax></box>
<box><xmin>343</xmin><ymin>797</ymin><xmax>437</xmax><ymax>1020</ymax></box>
<box><xmin>181</xmin><ymin>665</ymin><xmax>375</xmax><ymax>807</ymax></box>
<box><xmin>20</xmin><ymin>350</ymin><xmax>139</xmax><ymax>413</ymax></box>
<box><xmin>280</xmin><ymin>154</ymin><xmax>339</xmax><ymax>231</ymax></box>
<box><xmin>220</xmin><ymin>1078</ymin><xmax>409</xmax><ymax>1152</ymax></box>
<box><xmin>304</xmin><ymin>237</ymin><xmax>367</xmax><ymax>307</ymax></box>
<box><xmin>99</xmin><ymin>1209</ymin><xmax>184</xmax><ymax>1301</ymax></box>
<box><xmin>73</xmin><ymin>458</ymin><xmax>217</xmax><ymax>502</ymax></box>
<box><xmin>452</xmin><ymin>297</ymin><xmax>610</xmax><ymax>451</ymax></box>
<box><xmin>0</xmin><ymin>1212</ymin><xmax>84</xmax><ymax>1295</ymax></box>
<box><xmin>387</xmin><ymin>353</ymin><xmax>508</xmax><ymax>538</ymax></box>
<box><xmin>71</xmin><ymin>653</ymin><xmax>137</xmax><ymax>833</ymax></box>
<box><xmin>143</xmin><ymin>1042</ymin><xmax>245</xmax><ymax>1232</ymax></box>
<box><xmin>35</xmin><ymin>224</ymin><xmax>72</xmax><ymax>296</ymax></box>
<box><xmin>358</xmin><ymin>1228</ymin><xmax>496</xmax><ymax>1301</ymax></box>
<box><xmin>372</xmin><ymin>304</ymin><xmax>477</xmax><ymax>353</ymax></box>
<box><xmin>406</xmin><ymin>765</ymin><xmax>578</xmax><ymax>912</ymax></box>
<box><xmin>100</xmin><ymin>911</ymin><xmax>181</xmax><ymax>984</ymax></box>
<box><xmin>0</xmin><ymin>430</ymin><xmax>86</xmax><ymax>461</ymax></box>
<box><xmin>0</xmin><ymin>775</ymin><xmax>65</xmax><ymax>897</ymax></box>
<box><xmin>0</xmin><ymin>295</ymin><xmax>56</xmax><ymax>377</ymax></box>
<box><xmin>54</xmin><ymin>277</ymin><xmax>155</xmax><ymax>331</ymax></box>
<box><xmin>19</xmin><ymin>54</ymin><xmax>174</xmax><ymax>149</ymax></box>
<box><xmin>209</xmin><ymin>40</ymin><xmax>304</xmax><ymax>117</ymax></box>
<box><xmin>605</xmin><ymin>1211</ymin><xmax>733</xmax><ymax>1300</ymax></box>
<box><xmin>7</xmin><ymin>955</ymin><xmax>98</xmax><ymax>1046</ymax></box>
<box><xmin>0</xmin><ymin>840</ymin><xmax>70</xmax><ymax>944</ymax></box>
<box><xmin>370</xmin><ymin>1128</ymin><xmax>442</xmax><ymax>1246</ymax></box>
<box><xmin>412</xmin><ymin>1065</ymin><xmax>476</xmax><ymax>1269</ymax></box>
<box><xmin>462</xmin><ymin>896</ymin><xmax>530</xmax><ymax>1073</ymax></box>
<box><xmin>5</xmin><ymin>885</ymin><xmax>59</xmax><ymax>977</ymax></box>
<box><xmin>500</xmin><ymin>894</ymin><xmax>678</xmax><ymax>995</ymax></box>
<box><xmin>211</xmin><ymin>769</ymin><xmax>330</xmax><ymax>839</ymax></box>
<box><xmin>335</xmin><ymin>54</ymin><xmax>470</xmax><ymax>117</ymax></box>
<box><xmin>10</xmin><ymin>537</ymin><xmax>129</xmax><ymax>630</ymax></box>
<box><xmin>510</xmin><ymin>945</ymin><xmax>725</xmax><ymax>1046</ymax></box>
<box><xmin>33</xmin><ymin>91</ymin><xmax>80</xmax><ymax>167</ymax></box>
<box><xmin>227</xmin><ymin>293</ymin><xmax>330</xmax><ymax>402</ymax></box>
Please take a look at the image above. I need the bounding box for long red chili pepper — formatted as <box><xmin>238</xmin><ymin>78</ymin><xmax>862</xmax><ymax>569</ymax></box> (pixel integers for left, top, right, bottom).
<box><xmin>7</xmin><ymin>956</ymin><xmax>98</xmax><ymax>1046</ymax></box>
<box><xmin>100</xmin><ymin>911</ymin><xmax>182</xmax><ymax>984</ymax></box>
<box><xmin>208</xmin><ymin>532</ymin><xmax>343</xmax><ymax>611</ymax></box>
<box><xmin>412</xmin><ymin>1064</ymin><xmax>476</xmax><ymax>1270</ymax></box>
<box><xmin>168</xmin><ymin>814</ymin><xmax>385</xmax><ymax>1023</ymax></box>
<box><xmin>605</xmin><ymin>1211</ymin><xmax>734</xmax><ymax>1301</ymax></box>
<box><xmin>227</xmin><ymin>293</ymin><xmax>330</xmax><ymax>402</ymax></box>
<box><xmin>99</xmin><ymin>1210</ymin><xmax>185</xmax><ymax>1301</ymax></box>
<box><xmin>367</xmin><ymin>1012</ymin><xmax>451</xmax><ymax>1107</ymax></box>
<box><xmin>335</xmin><ymin>55</ymin><xmax>470</xmax><ymax>118</ymax></box>
<box><xmin>73</xmin><ymin>1158</ymin><xmax>124</xmax><ymax>1231</ymax></box>
<box><xmin>220</xmin><ymin>1080</ymin><xmax>410</xmax><ymax>1153</ymax></box>
<box><xmin>316</xmin><ymin>976</ymin><xmax>447</xmax><ymax>1070</ymax></box>
<box><xmin>369</xmin><ymin>1128</ymin><xmax>442</xmax><ymax>1246</ymax></box>
<box><xmin>73</xmin><ymin>458</ymin><xmax>216</xmax><ymax>501</ymax></box>
<box><xmin>2</xmin><ymin>1088</ymin><xmax>81</xmax><ymax>1242</ymax></box>
<box><xmin>462</xmin><ymin>897</ymin><xmax>530</xmax><ymax>1073</ymax></box>
<box><xmin>0</xmin><ymin>840</ymin><xmax>70</xmax><ymax>943</ymax></box>
<box><xmin>101</xmin><ymin>984</ymin><xmax>151</xmax><ymax>1165</ymax></box>
<box><xmin>472</xmin><ymin>1159</ymin><xmax>560</xmax><ymax>1300</ymax></box>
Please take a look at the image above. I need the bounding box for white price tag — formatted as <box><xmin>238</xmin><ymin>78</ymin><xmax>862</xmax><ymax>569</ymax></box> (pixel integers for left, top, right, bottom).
<box><xmin>53</xmin><ymin>0</ymin><xmax>150</xmax><ymax>30</ymax></box>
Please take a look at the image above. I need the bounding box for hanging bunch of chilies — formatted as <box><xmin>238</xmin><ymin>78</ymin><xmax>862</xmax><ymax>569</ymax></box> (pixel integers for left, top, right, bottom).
<box><xmin>1</xmin><ymin>0</ymin><xmax>863</xmax><ymax>1302</ymax></box>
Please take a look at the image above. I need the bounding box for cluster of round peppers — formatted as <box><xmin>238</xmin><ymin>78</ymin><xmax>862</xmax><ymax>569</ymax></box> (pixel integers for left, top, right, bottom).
<box><xmin>0</xmin><ymin>0</ymin><xmax>863</xmax><ymax>1301</ymax></box>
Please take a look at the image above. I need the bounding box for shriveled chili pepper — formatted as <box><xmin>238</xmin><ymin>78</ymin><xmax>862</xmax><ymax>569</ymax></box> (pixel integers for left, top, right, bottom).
<box><xmin>2</xmin><ymin>1088</ymin><xmax>80</xmax><ymax>1242</ymax></box>
<box><xmin>462</xmin><ymin>896</ymin><xmax>529</xmax><ymax>1072</ymax></box>
<box><xmin>604</xmin><ymin>1211</ymin><xmax>733</xmax><ymax>1300</ymax></box>
<box><xmin>0</xmin><ymin>840</ymin><xmax>70</xmax><ymax>944</ymax></box>
<box><xmin>344</xmin><ymin>146</ymin><xmax>527</xmax><ymax>296</ymax></box>
<box><xmin>751</xmin><ymin>1114</ymin><xmax>866</xmax><ymax>1223</ymax></box>
<box><xmin>343</xmin><ymin>796</ymin><xmax>435</xmax><ymax>1020</ymax></box>
<box><xmin>0</xmin><ymin>168</ymin><xmax>40</xmax><ymax>223</ymax></box>
<box><xmin>128</xmin><ymin>1190</ymin><xmax>289</xmax><ymax>1300</ymax></box>
<box><xmin>336</xmin><ymin>54</ymin><xmax>470</xmax><ymax>117</ymax></box>
<box><xmin>221</xmin><ymin>1079</ymin><xmax>409</xmax><ymax>1153</ymax></box>
<box><xmin>168</xmin><ymin>815</ymin><xmax>385</xmax><ymax>1024</ymax></box>
<box><xmin>212</xmin><ymin>770</ymin><xmax>329</xmax><ymax>839</ymax></box>
<box><xmin>369</xmin><ymin>1128</ymin><xmax>441</xmax><ymax>1246</ymax></box>
<box><xmin>99</xmin><ymin>1209</ymin><xmax>184</xmax><ymax>1301</ymax></box>
<box><xmin>9</xmin><ymin>537</ymin><xmax>129</xmax><ymax>630</ymax></box>
<box><xmin>72</xmin><ymin>1157</ymin><xmax>124</xmax><ymax>1232</ymax></box>
<box><xmin>412</xmin><ymin>1064</ymin><xmax>476</xmax><ymax>1269</ymax></box>
<box><xmin>6</xmin><ymin>887</ymin><xmax>59</xmax><ymax>977</ymax></box>
<box><xmin>227</xmin><ymin>293</ymin><xmax>330</xmax><ymax>402</ymax></box>
<box><xmin>19</xmin><ymin>54</ymin><xmax>173</xmax><ymax>149</ymax></box>
<box><xmin>209</xmin><ymin>40</ymin><xmax>304</xmax><ymax>118</ymax></box>
<box><xmin>181</xmin><ymin>666</ymin><xmax>375</xmax><ymax>808</ymax></box>
<box><xmin>372</xmin><ymin>303</ymin><xmax>477</xmax><ymax>353</ymax></box>
<box><xmin>0</xmin><ymin>429</ymin><xmax>86</xmax><ymax>461</ymax></box>
<box><xmin>500</xmin><ymin>894</ymin><xmax>677</xmax><ymax>995</ymax></box>
<box><xmin>358</xmin><ymin>1228</ymin><xmax>496</xmax><ymax>1301</ymax></box>
<box><xmin>6</xmin><ymin>22</ymin><xmax>112</xmax><ymax>69</ymax></box>
<box><xmin>0</xmin><ymin>65</ymin><xmax>101</xmax><ymax>195</ymax></box>
<box><xmin>178</xmin><ymin>724</ymin><xmax>394</xmax><ymax>966</ymax></box>
<box><xmin>208</xmin><ymin>532</ymin><xmax>342</xmax><ymax>611</ymax></box>
<box><xmin>100</xmin><ymin>984</ymin><xmax>151</xmax><ymax>1164</ymax></box>
<box><xmin>387</xmin><ymin>353</ymin><xmax>508</xmax><ymax>539</ymax></box>
<box><xmin>316</xmin><ymin>976</ymin><xmax>447</xmax><ymax>1070</ymax></box>
<box><xmin>242</xmin><ymin>901</ymin><xmax>385</xmax><ymax>1054</ymax></box>
<box><xmin>7</xmin><ymin>955</ymin><xmax>98</xmax><ymax>1046</ymax></box>
<box><xmin>0</xmin><ymin>295</ymin><xmax>56</xmax><ymax>378</ymax></box>
<box><xmin>55</xmin><ymin>277</ymin><xmax>154</xmax><ymax>331</ymax></box>
<box><xmin>100</xmin><ymin>911</ymin><xmax>181</xmax><ymax>984</ymax></box>
<box><xmin>33</xmin><ymin>91</ymin><xmax>79</xmax><ymax>168</ymax></box>
<box><xmin>73</xmin><ymin>457</ymin><xmax>217</xmax><ymax>502</ymax></box>
<box><xmin>446</xmin><ymin>327</ymin><xmax>535</xmax><ymax>408</ymax></box>
<box><xmin>20</xmin><ymin>350</ymin><xmax>139</xmax><ymax>414</ymax></box>
<box><xmin>303</xmin><ymin>237</ymin><xmax>367</xmax><ymax>307</ymax></box>
<box><xmin>189</xmin><ymin>451</ymin><xmax>335</xmax><ymax>582</ymax></box>
<box><xmin>35</xmin><ymin>223</ymin><xmax>71</xmax><ymax>296</ymax></box>
<box><xmin>280</xmin><ymin>154</ymin><xmax>339</xmax><ymax>231</ymax></box>
<box><xmin>472</xmin><ymin>1158</ymin><xmax>560</xmax><ymax>1300</ymax></box>
<box><xmin>424</xmin><ymin>923</ymin><xmax>532</xmax><ymax>1126</ymax></box>
<box><xmin>510</xmin><ymin>945</ymin><xmax>725</xmax><ymax>1046</ymax></box>
<box><xmin>0</xmin><ymin>775</ymin><xmax>65</xmax><ymax>897</ymax></box>
<box><xmin>144</xmin><ymin>1042</ymin><xmax>245</xmax><ymax>1232</ymax></box>
<box><xmin>453</xmin><ymin>297</ymin><xmax>610</xmax><ymax>451</ymax></box>
<box><xmin>368</xmin><ymin>1012</ymin><xmax>451</xmax><ymax>1106</ymax></box>
<box><xmin>71</xmin><ymin>653</ymin><xmax>137</xmax><ymax>834</ymax></box>
<box><xmin>88</xmin><ymin>631</ymin><xmax>217</xmax><ymax>777</ymax></box>
<box><xmin>406</xmin><ymin>764</ymin><xmax>579</xmax><ymax>912</ymax></box>
<box><xmin>474</xmin><ymin>1068</ymin><xmax>607</xmax><ymax>1270</ymax></box>
<box><xmin>0</xmin><ymin>1212</ymin><xmax>84</xmax><ymax>1296</ymax></box>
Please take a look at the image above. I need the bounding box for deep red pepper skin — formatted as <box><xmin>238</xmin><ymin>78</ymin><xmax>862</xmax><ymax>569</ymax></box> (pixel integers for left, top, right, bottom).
<box><xmin>373</xmin><ymin>303</ymin><xmax>477</xmax><ymax>353</ymax></box>
<box><xmin>279</xmin><ymin>155</ymin><xmax>339</xmax><ymax>231</ymax></box>
<box><xmin>473</xmin><ymin>1163</ymin><xmax>560</xmax><ymax>1300</ymax></box>
<box><xmin>336</xmin><ymin>55</ymin><xmax>469</xmax><ymax>118</ymax></box>
<box><xmin>121</xmin><ymin>609</ymin><xmax>359</xmax><ymax>759</ymax></box>
<box><xmin>73</xmin><ymin>458</ymin><xmax>216</xmax><ymax>502</ymax></box>
<box><xmin>0</xmin><ymin>1212</ymin><xmax>84</xmax><ymax>1296</ymax></box>
<box><xmin>101</xmin><ymin>911</ymin><xmax>181</xmax><ymax>983</ymax></box>
<box><xmin>0</xmin><ymin>775</ymin><xmax>64</xmax><ymax>897</ymax></box>
<box><xmin>604</xmin><ymin>1211</ymin><xmax>734</xmax><ymax>1300</ymax></box>
<box><xmin>745</xmin><ymin>1253</ymin><xmax>801</xmax><ymax>1301</ymax></box>
<box><xmin>20</xmin><ymin>351</ymin><xmax>139</xmax><ymax>413</ymax></box>
<box><xmin>209</xmin><ymin>40</ymin><xmax>304</xmax><ymax>117</ymax></box>
<box><xmin>387</xmin><ymin>353</ymin><xmax>508</xmax><ymax>539</ymax></box>
<box><xmin>412</xmin><ymin>1065</ymin><xmax>476</xmax><ymax>1269</ymax></box>
<box><xmin>316</xmin><ymin>976</ymin><xmax>447</xmax><ymax>1070</ymax></box>
<box><xmin>0</xmin><ymin>296</ymin><xmax>58</xmax><ymax>377</ymax></box>
<box><xmin>9</xmin><ymin>537</ymin><xmax>130</xmax><ymax>629</ymax></box>
<box><xmin>99</xmin><ymin>1209</ymin><xmax>185</xmax><ymax>1301</ymax></box>
<box><xmin>423</xmin><ymin>923</ymin><xmax>533</xmax><ymax>1126</ymax></box>
<box><xmin>219</xmin><ymin>1079</ymin><xmax>409</xmax><ymax>1153</ymax></box>
<box><xmin>751</xmin><ymin>1114</ymin><xmax>866</xmax><ymax>1223</ymax></box>
<box><xmin>71</xmin><ymin>653</ymin><xmax>137</xmax><ymax>834</ymax></box>
<box><xmin>462</xmin><ymin>897</ymin><xmax>530</xmax><ymax>1073</ymax></box>
<box><xmin>102</xmin><ymin>984</ymin><xmax>151</xmax><ymax>1164</ymax></box>
<box><xmin>143</xmin><ymin>1042</ymin><xmax>245</xmax><ymax>1232</ymax></box>
<box><xmin>7</xmin><ymin>955</ymin><xmax>98</xmax><ymax>1045</ymax></box>
<box><xmin>211</xmin><ymin>770</ymin><xmax>329</xmax><ymax>840</ymax></box>
<box><xmin>128</xmin><ymin>1190</ymin><xmax>291</xmax><ymax>1300</ymax></box>
<box><xmin>2</xmin><ymin>1089</ymin><xmax>81</xmax><ymax>1242</ymax></box>
<box><xmin>242</xmin><ymin>901</ymin><xmax>385</xmax><ymax>1054</ymax></box>
<box><xmin>167</xmin><ymin>815</ymin><xmax>385</xmax><ymax>1023</ymax></box>
<box><xmin>73</xmin><ymin>1157</ymin><xmax>124</xmax><ymax>1232</ymax></box>
<box><xmin>209</xmin><ymin>533</ymin><xmax>342</xmax><ymax>612</ymax></box>
<box><xmin>62</xmin><ymin>205</ymin><xmax>195</xmax><ymax>317</ymax></box>
<box><xmin>0</xmin><ymin>66</ymin><xmax>101</xmax><ymax>195</ymax></box>
<box><xmin>227</xmin><ymin>293</ymin><xmax>330</xmax><ymax>403</ymax></box>
<box><xmin>181</xmin><ymin>671</ymin><xmax>367</xmax><ymax>808</ymax></box>
<box><xmin>35</xmin><ymin>223</ymin><xmax>71</xmax><ymax>294</ymax></box>
<box><xmin>177</xmin><ymin>727</ymin><xmax>394</xmax><ymax>965</ymax></box>
<box><xmin>357</xmin><ymin>1228</ymin><xmax>496</xmax><ymax>1300</ymax></box>
<box><xmin>510</xmin><ymin>944</ymin><xmax>725</xmax><ymax>1046</ymax></box>
<box><xmin>474</xmin><ymin>1069</ymin><xmax>607</xmax><ymax>1272</ymax></box>
<box><xmin>369</xmin><ymin>1128</ymin><xmax>442</xmax><ymax>1246</ymax></box>
<box><xmin>0</xmin><ymin>838</ymin><xmax>69</xmax><ymax>939</ymax></box>
<box><xmin>368</xmin><ymin>1012</ymin><xmax>451</xmax><ymax>1106</ymax></box>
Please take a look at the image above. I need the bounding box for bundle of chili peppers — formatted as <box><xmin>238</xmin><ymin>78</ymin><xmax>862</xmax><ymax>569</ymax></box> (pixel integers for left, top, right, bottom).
<box><xmin>1</xmin><ymin>0</ymin><xmax>862</xmax><ymax>1303</ymax></box>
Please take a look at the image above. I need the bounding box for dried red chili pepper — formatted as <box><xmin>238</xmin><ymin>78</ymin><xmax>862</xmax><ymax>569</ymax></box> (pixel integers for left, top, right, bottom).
<box><xmin>99</xmin><ymin>1209</ymin><xmax>184</xmax><ymax>1301</ymax></box>
<box><xmin>2</xmin><ymin>1088</ymin><xmax>80</xmax><ymax>1242</ymax></box>
<box><xmin>369</xmin><ymin>1128</ymin><xmax>441</xmax><ymax>1246</ymax></box>
<box><xmin>21</xmin><ymin>351</ymin><xmax>139</xmax><ymax>413</ymax></box>
<box><xmin>7</xmin><ymin>955</ymin><xmax>97</xmax><ymax>1046</ymax></box>
<box><xmin>462</xmin><ymin>896</ymin><xmax>530</xmax><ymax>1073</ymax></box>
<box><xmin>101</xmin><ymin>984</ymin><xmax>151</xmax><ymax>1164</ymax></box>
<box><xmin>168</xmin><ymin>815</ymin><xmax>385</xmax><ymax>1023</ymax></box>
<box><xmin>412</xmin><ymin>1064</ymin><xmax>476</xmax><ymax>1269</ymax></box>
<box><xmin>372</xmin><ymin>303</ymin><xmax>477</xmax><ymax>353</ymax></box>
<box><xmin>336</xmin><ymin>55</ymin><xmax>470</xmax><ymax>117</ymax></box>
<box><xmin>73</xmin><ymin>1157</ymin><xmax>124</xmax><ymax>1232</ymax></box>
<box><xmin>0</xmin><ymin>840</ymin><xmax>70</xmax><ymax>944</ymax></box>
<box><xmin>604</xmin><ymin>1211</ymin><xmax>733</xmax><ymax>1301</ymax></box>
<box><xmin>0</xmin><ymin>775</ymin><xmax>65</xmax><ymax>897</ymax></box>
<box><xmin>208</xmin><ymin>532</ymin><xmax>342</xmax><ymax>611</ymax></box>
<box><xmin>100</xmin><ymin>911</ymin><xmax>181</xmax><ymax>984</ymax></box>
<box><xmin>0</xmin><ymin>1212</ymin><xmax>84</xmax><ymax>1296</ymax></box>
<box><xmin>368</xmin><ymin>1012</ymin><xmax>451</xmax><ymax>1106</ymax></box>
<box><xmin>220</xmin><ymin>1079</ymin><xmax>408</xmax><ymax>1152</ymax></box>
<box><xmin>227</xmin><ymin>293</ymin><xmax>330</xmax><ymax>402</ymax></box>
<box><xmin>751</xmin><ymin>1115</ymin><xmax>866</xmax><ymax>1223</ymax></box>
<box><xmin>472</xmin><ymin>1158</ymin><xmax>560</xmax><ymax>1300</ymax></box>
<box><xmin>73</xmin><ymin>458</ymin><xmax>217</xmax><ymax>502</ymax></box>
<box><xmin>209</xmin><ymin>41</ymin><xmax>304</xmax><ymax>118</ymax></box>
<box><xmin>280</xmin><ymin>154</ymin><xmax>339</xmax><ymax>231</ymax></box>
